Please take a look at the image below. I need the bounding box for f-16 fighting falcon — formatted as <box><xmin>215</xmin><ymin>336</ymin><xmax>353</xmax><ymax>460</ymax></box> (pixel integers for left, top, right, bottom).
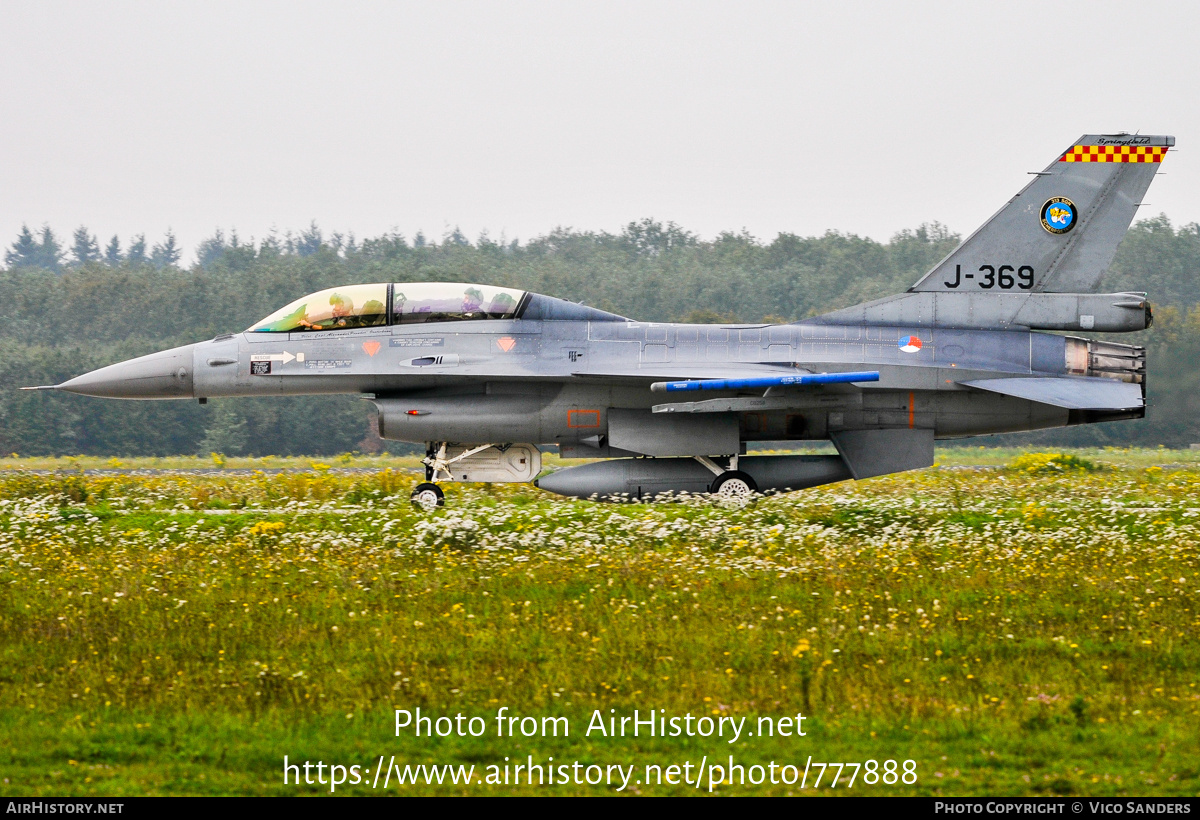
<box><xmin>24</xmin><ymin>134</ymin><xmax>1171</xmax><ymax>508</ymax></box>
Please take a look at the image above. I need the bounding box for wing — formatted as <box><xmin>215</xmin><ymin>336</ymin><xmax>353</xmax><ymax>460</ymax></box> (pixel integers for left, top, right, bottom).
<box><xmin>570</xmin><ymin>363</ymin><xmax>803</xmax><ymax>384</ymax></box>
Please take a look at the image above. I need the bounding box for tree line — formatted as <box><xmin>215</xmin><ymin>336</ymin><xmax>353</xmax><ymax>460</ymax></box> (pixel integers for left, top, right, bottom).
<box><xmin>1</xmin><ymin>216</ymin><xmax>1198</xmax><ymax>456</ymax></box>
<box><xmin>5</xmin><ymin>224</ymin><xmax>182</xmax><ymax>272</ymax></box>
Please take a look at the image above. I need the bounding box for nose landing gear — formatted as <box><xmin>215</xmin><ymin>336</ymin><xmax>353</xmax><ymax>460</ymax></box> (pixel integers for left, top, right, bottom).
<box><xmin>410</xmin><ymin>443</ymin><xmax>454</xmax><ymax>510</ymax></box>
<box><xmin>410</xmin><ymin>482</ymin><xmax>445</xmax><ymax>510</ymax></box>
<box><xmin>413</xmin><ymin>442</ymin><xmax>519</xmax><ymax>510</ymax></box>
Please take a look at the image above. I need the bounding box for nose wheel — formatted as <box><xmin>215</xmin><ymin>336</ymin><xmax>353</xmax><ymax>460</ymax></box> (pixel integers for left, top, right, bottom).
<box><xmin>411</xmin><ymin>482</ymin><xmax>445</xmax><ymax>510</ymax></box>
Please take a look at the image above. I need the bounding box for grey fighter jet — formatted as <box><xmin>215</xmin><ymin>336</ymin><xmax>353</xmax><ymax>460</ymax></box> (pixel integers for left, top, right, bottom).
<box><xmin>24</xmin><ymin>134</ymin><xmax>1170</xmax><ymax>507</ymax></box>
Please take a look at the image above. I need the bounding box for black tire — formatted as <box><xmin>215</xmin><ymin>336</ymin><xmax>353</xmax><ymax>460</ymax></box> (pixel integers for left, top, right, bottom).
<box><xmin>709</xmin><ymin>471</ymin><xmax>758</xmax><ymax>501</ymax></box>
<box><xmin>410</xmin><ymin>482</ymin><xmax>445</xmax><ymax>509</ymax></box>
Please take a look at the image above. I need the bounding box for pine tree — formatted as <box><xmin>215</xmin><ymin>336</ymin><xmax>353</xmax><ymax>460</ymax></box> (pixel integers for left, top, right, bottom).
<box><xmin>126</xmin><ymin>234</ymin><xmax>147</xmax><ymax>264</ymax></box>
<box><xmin>5</xmin><ymin>224</ymin><xmax>40</xmax><ymax>268</ymax></box>
<box><xmin>70</xmin><ymin>226</ymin><xmax>100</xmax><ymax>266</ymax></box>
<box><xmin>195</xmin><ymin>228</ymin><xmax>227</xmax><ymax>269</ymax></box>
<box><xmin>104</xmin><ymin>235</ymin><xmax>122</xmax><ymax>265</ymax></box>
<box><xmin>151</xmin><ymin>229</ymin><xmax>181</xmax><ymax>269</ymax></box>
<box><xmin>37</xmin><ymin>226</ymin><xmax>63</xmax><ymax>272</ymax></box>
<box><xmin>197</xmin><ymin>402</ymin><xmax>249</xmax><ymax>456</ymax></box>
<box><xmin>296</xmin><ymin>221</ymin><xmax>323</xmax><ymax>257</ymax></box>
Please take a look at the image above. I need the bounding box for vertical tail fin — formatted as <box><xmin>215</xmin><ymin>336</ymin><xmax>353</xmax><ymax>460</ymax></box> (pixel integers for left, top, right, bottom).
<box><xmin>910</xmin><ymin>134</ymin><xmax>1173</xmax><ymax>294</ymax></box>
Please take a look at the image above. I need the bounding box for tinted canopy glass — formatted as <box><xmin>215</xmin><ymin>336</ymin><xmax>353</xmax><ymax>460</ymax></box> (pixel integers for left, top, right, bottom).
<box><xmin>393</xmin><ymin>283</ymin><xmax>525</xmax><ymax>324</ymax></box>
<box><xmin>249</xmin><ymin>284</ymin><xmax>388</xmax><ymax>332</ymax></box>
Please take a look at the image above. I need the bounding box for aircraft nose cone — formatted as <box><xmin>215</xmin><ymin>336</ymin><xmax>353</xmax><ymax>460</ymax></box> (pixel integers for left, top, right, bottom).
<box><xmin>58</xmin><ymin>344</ymin><xmax>196</xmax><ymax>399</ymax></box>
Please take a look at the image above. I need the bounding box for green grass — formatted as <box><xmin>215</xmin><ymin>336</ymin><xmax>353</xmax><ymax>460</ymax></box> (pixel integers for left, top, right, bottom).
<box><xmin>2</xmin><ymin>450</ymin><xmax>1199</xmax><ymax>795</ymax></box>
<box><xmin>3</xmin><ymin>444</ymin><xmax>1200</xmax><ymax>474</ymax></box>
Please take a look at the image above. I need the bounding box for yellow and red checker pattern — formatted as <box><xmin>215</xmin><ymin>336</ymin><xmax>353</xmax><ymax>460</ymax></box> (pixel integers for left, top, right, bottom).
<box><xmin>1060</xmin><ymin>145</ymin><xmax>1167</xmax><ymax>163</ymax></box>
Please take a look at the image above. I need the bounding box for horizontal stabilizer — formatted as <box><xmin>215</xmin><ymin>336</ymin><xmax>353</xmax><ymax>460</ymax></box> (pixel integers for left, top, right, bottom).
<box><xmin>650</xmin><ymin>371</ymin><xmax>879</xmax><ymax>393</ymax></box>
<box><xmin>961</xmin><ymin>377</ymin><xmax>1143</xmax><ymax>410</ymax></box>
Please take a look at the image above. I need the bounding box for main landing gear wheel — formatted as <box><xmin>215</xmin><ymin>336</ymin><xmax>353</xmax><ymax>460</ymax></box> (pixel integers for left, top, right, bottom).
<box><xmin>411</xmin><ymin>482</ymin><xmax>445</xmax><ymax>510</ymax></box>
<box><xmin>710</xmin><ymin>471</ymin><xmax>758</xmax><ymax>505</ymax></box>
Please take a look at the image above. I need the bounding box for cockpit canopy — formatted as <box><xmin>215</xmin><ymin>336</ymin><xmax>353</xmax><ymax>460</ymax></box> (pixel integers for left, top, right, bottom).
<box><xmin>248</xmin><ymin>282</ymin><xmax>528</xmax><ymax>332</ymax></box>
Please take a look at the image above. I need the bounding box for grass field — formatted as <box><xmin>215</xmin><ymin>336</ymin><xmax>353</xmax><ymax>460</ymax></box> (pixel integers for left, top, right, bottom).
<box><xmin>1</xmin><ymin>449</ymin><xmax>1198</xmax><ymax>796</ymax></box>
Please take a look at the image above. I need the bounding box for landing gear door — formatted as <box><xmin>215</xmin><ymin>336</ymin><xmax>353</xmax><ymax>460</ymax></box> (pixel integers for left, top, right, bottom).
<box><xmin>436</xmin><ymin>444</ymin><xmax>542</xmax><ymax>483</ymax></box>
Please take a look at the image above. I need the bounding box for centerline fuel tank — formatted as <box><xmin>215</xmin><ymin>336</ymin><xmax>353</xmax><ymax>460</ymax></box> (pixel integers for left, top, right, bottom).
<box><xmin>535</xmin><ymin>455</ymin><xmax>853</xmax><ymax>500</ymax></box>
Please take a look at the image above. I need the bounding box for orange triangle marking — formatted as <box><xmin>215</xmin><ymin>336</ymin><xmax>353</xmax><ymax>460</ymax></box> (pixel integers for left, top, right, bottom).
<box><xmin>497</xmin><ymin>337</ymin><xmax>517</xmax><ymax>353</ymax></box>
<box><xmin>362</xmin><ymin>341</ymin><xmax>381</xmax><ymax>357</ymax></box>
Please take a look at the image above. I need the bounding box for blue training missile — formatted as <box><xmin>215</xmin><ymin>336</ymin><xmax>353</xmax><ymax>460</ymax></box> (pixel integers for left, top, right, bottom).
<box><xmin>650</xmin><ymin>371</ymin><xmax>880</xmax><ymax>393</ymax></box>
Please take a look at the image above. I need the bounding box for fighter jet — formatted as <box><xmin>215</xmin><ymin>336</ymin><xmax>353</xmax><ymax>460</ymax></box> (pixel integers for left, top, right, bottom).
<box><xmin>24</xmin><ymin>133</ymin><xmax>1170</xmax><ymax>507</ymax></box>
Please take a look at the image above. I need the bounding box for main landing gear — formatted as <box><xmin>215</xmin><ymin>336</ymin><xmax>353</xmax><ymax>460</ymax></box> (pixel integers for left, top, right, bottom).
<box><xmin>695</xmin><ymin>455</ymin><xmax>759</xmax><ymax>504</ymax></box>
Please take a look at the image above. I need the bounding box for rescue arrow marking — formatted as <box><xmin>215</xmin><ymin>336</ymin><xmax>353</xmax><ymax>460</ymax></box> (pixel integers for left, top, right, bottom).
<box><xmin>250</xmin><ymin>351</ymin><xmax>304</xmax><ymax>364</ymax></box>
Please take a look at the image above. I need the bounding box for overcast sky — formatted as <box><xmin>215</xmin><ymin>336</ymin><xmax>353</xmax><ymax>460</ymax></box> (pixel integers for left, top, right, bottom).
<box><xmin>3</xmin><ymin>0</ymin><xmax>1198</xmax><ymax>262</ymax></box>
